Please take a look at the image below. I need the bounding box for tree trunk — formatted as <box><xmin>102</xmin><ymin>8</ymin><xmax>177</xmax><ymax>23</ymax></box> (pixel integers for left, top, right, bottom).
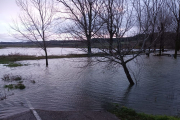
<box><xmin>109</xmin><ymin>32</ymin><xmax>113</xmax><ymax>54</ymax></box>
<box><xmin>174</xmin><ymin>26</ymin><xmax>179</xmax><ymax>59</ymax></box>
<box><xmin>87</xmin><ymin>37</ymin><xmax>92</xmax><ymax>55</ymax></box>
<box><xmin>148</xmin><ymin>33</ymin><xmax>154</xmax><ymax>55</ymax></box>
<box><xmin>174</xmin><ymin>6</ymin><xmax>180</xmax><ymax>59</ymax></box>
<box><xmin>154</xmin><ymin>43</ymin><xmax>156</xmax><ymax>53</ymax></box>
<box><xmin>162</xmin><ymin>42</ymin><xmax>164</xmax><ymax>52</ymax></box>
<box><xmin>174</xmin><ymin>38</ymin><xmax>178</xmax><ymax>59</ymax></box>
<box><xmin>122</xmin><ymin>63</ymin><xmax>135</xmax><ymax>85</ymax></box>
<box><xmin>159</xmin><ymin>23</ymin><xmax>164</xmax><ymax>56</ymax></box>
<box><xmin>44</xmin><ymin>48</ymin><xmax>48</xmax><ymax>67</ymax></box>
<box><xmin>88</xmin><ymin>2</ymin><xmax>92</xmax><ymax>56</ymax></box>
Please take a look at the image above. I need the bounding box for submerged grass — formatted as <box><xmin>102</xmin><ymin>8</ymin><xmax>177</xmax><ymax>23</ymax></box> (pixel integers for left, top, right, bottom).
<box><xmin>4</xmin><ymin>63</ymin><xmax>28</xmax><ymax>67</ymax></box>
<box><xmin>107</xmin><ymin>104</ymin><xmax>180</xmax><ymax>120</ymax></box>
<box><xmin>1</xmin><ymin>74</ymin><xmax>22</xmax><ymax>82</ymax></box>
<box><xmin>0</xmin><ymin>53</ymin><xmax>108</xmax><ymax>65</ymax></box>
<box><xmin>4</xmin><ymin>83</ymin><xmax>25</xmax><ymax>90</ymax></box>
<box><xmin>2</xmin><ymin>74</ymin><xmax>26</xmax><ymax>90</ymax></box>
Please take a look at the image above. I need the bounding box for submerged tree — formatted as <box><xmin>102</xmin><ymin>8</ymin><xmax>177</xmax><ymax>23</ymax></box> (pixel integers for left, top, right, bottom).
<box><xmin>11</xmin><ymin>0</ymin><xmax>56</xmax><ymax>66</ymax></box>
<box><xmin>57</xmin><ymin>0</ymin><xmax>103</xmax><ymax>55</ymax></box>
<box><xmin>146</xmin><ymin>0</ymin><xmax>161</xmax><ymax>53</ymax></box>
<box><xmin>94</xmin><ymin>0</ymin><xmax>163</xmax><ymax>85</ymax></box>
<box><xmin>99</xmin><ymin>0</ymin><xmax>117</xmax><ymax>53</ymax></box>
<box><xmin>96</xmin><ymin>0</ymin><xmax>136</xmax><ymax>85</ymax></box>
<box><xmin>167</xmin><ymin>0</ymin><xmax>180</xmax><ymax>59</ymax></box>
<box><xmin>156</xmin><ymin>2</ymin><xmax>172</xmax><ymax>55</ymax></box>
<box><xmin>57</xmin><ymin>0</ymin><xmax>163</xmax><ymax>85</ymax></box>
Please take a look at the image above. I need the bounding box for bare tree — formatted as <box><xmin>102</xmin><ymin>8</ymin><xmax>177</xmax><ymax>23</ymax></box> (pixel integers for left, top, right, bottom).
<box><xmin>11</xmin><ymin>0</ymin><xmax>56</xmax><ymax>66</ymax></box>
<box><xmin>136</xmin><ymin>0</ymin><xmax>162</xmax><ymax>54</ymax></box>
<box><xmin>100</xmin><ymin>0</ymin><xmax>116</xmax><ymax>53</ymax></box>
<box><xmin>167</xmin><ymin>0</ymin><xmax>180</xmax><ymax>59</ymax></box>
<box><xmin>94</xmin><ymin>0</ymin><xmax>162</xmax><ymax>85</ymax></box>
<box><xmin>156</xmin><ymin>2</ymin><xmax>172</xmax><ymax>55</ymax></box>
<box><xmin>57</xmin><ymin>0</ymin><xmax>103</xmax><ymax>55</ymax></box>
<box><xmin>56</xmin><ymin>0</ymin><xmax>161</xmax><ymax>85</ymax></box>
<box><xmin>100</xmin><ymin>0</ymin><xmax>136</xmax><ymax>85</ymax></box>
<box><xmin>148</xmin><ymin>0</ymin><xmax>162</xmax><ymax>53</ymax></box>
<box><xmin>98</xmin><ymin>0</ymin><xmax>134</xmax><ymax>54</ymax></box>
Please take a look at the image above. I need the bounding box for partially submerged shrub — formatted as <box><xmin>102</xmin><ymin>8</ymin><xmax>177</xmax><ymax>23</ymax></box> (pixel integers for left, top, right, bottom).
<box><xmin>1</xmin><ymin>74</ymin><xmax>11</xmax><ymax>81</ymax></box>
<box><xmin>12</xmin><ymin>75</ymin><xmax>22</xmax><ymax>81</ymax></box>
<box><xmin>30</xmin><ymin>80</ymin><xmax>36</xmax><ymax>84</ymax></box>
<box><xmin>1</xmin><ymin>74</ymin><xmax>22</xmax><ymax>82</ymax></box>
<box><xmin>4</xmin><ymin>84</ymin><xmax>14</xmax><ymax>89</ymax></box>
<box><xmin>2</xmin><ymin>74</ymin><xmax>25</xmax><ymax>90</ymax></box>
<box><xmin>15</xmin><ymin>83</ymin><xmax>26</xmax><ymax>89</ymax></box>
<box><xmin>4</xmin><ymin>83</ymin><xmax>26</xmax><ymax>90</ymax></box>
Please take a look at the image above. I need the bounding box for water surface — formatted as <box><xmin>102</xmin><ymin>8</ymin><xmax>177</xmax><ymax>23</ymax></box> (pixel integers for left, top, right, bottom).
<box><xmin>0</xmin><ymin>48</ymin><xmax>180</xmax><ymax>118</ymax></box>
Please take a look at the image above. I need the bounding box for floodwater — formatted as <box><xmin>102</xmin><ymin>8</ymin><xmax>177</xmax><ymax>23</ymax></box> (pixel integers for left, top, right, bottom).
<box><xmin>0</xmin><ymin>47</ymin><xmax>180</xmax><ymax>118</ymax></box>
<box><xmin>0</xmin><ymin>47</ymin><xmax>85</xmax><ymax>56</ymax></box>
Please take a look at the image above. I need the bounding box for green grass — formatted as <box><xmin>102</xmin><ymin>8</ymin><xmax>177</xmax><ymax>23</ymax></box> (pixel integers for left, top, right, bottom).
<box><xmin>107</xmin><ymin>104</ymin><xmax>180</xmax><ymax>120</ymax></box>
<box><xmin>1</xmin><ymin>74</ymin><xmax>27</xmax><ymax>91</ymax></box>
<box><xmin>0</xmin><ymin>54</ymin><xmax>37</xmax><ymax>63</ymax></box>
<box><xmin>4</xmin><ymin>63</ymin><xmax>28</xmax><ymax>67</ymax></box>
<box><xmin>0</xmin><ymin>52</ymin><xmax>142</xmax><ymax>66</ymax></box>
<box><xmin>14</xmin><ymin>83</ymin><xmax>26</xmax><ymax>89</ymax></box>
<box><xmin>4</xmin><ymin>84</ymin><xmax>14</xmax><ymax>89</ymax></box>
<box><xmin>0</xmin><ymin>53</ymin><xmax>108</xmax><ymax>64</ymax></box>
<box><xmin>4</xmin><ymin>83</ymin><xmax>26</xmax><ymax>90</ymax></box>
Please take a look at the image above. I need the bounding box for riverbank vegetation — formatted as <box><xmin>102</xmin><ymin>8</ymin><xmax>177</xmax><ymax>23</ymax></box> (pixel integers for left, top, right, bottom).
<box><xmin>108</xmin><ymin>104</ymin><xmax>180</xmax><ymax>120</ymax></box>
<box><xmin>1</xmin><ymin>74</ymin><xmax>26</xmax><ymax>90</ymax></box>
<box><xmin>0</xmin><ymin>74</ymin><xmax>36</xmax><ymax>100</ymax></box>
<box><xmin>0</xmin><ymin>53</ymin><xmax>108</xmax><ymax>66</ymax></box>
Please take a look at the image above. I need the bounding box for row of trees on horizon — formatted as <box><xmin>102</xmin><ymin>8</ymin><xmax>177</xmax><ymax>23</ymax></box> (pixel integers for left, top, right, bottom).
<box><xmin>10</xmin><ymin>0</ymin><xmax>180</xmax><ymax>85</ymax></box>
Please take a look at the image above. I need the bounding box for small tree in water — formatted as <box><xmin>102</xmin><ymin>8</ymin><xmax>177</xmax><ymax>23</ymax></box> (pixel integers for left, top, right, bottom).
<box><xmin>57</xmin><ymin>0</ymin><xmax>162</xmax><ymax>85</ymax></box>
<box><xmin>57</xmin><ymin>0</ymin><xmax>104</xmax><ymax>55</ymax></box>
<box><xmin>94</xmin><ymin>0</ymin><xmax>162</xmax><ymax>85</ymax></box>
<box><xmin>11</xmin><ymin>0</ymin><xmax>57</xmax><ymax>66</ymax></box>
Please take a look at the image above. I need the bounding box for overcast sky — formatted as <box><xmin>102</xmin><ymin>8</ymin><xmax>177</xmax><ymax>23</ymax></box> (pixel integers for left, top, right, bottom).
<box><xmin>0</xmin><ymin>0</ymin><xmax>135</xmax><ymax>42</ymax></box>
<box><xmin>0</xmin><ymin>0</ymin><xmax>20</xmax><ymax>42</ymax></box>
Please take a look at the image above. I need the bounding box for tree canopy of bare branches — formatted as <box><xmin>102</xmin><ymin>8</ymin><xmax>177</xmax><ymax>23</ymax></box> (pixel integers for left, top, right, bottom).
<box><xmin>166</xmin><ymin>0</ymin><xmax>180</xmax><ymax>58</ymax></box>
<box><xmin>11</xmin><ymin>0</ymin><xmax>56</xmax><ymax>66</ymax></box>
<box><xmin>56</xmin><ymin>0</ymin><xmax>180</xmax><ymax>85</ymax></box>
<box><xmin>57</xmin><ymin>0</ymin><xmax>103</xmax><ymax>55</ymax></box>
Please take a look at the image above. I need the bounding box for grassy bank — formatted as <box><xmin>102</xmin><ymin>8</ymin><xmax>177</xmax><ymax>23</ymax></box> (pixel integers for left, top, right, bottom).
<box><xmin>107</xmin><ymin>104</ymin><xmax>180</xmax><ymax>120</ymax></box>
<box><xmin>0</xmin><ymin>53</ymin><xmax>107</xmax><ymax>66</ymax></box>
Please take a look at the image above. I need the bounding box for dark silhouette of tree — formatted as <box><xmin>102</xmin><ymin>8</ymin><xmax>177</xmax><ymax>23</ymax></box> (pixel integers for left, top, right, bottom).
<box><xmin>156</xmin><ymin>2</ymin><xmax>172</xmax><ymax>55</ymax></box>
<box><xmin>97</xmin><ymin>0</ymin><xmax>136</xmax><ymax>85</ymax></box>
<box><xmin>57</xmin><ymin>0</ymin><xmax>103</xmax><ymax>55</ymax></box>
<box><xmin>57</xmin><ymin>0</ymin><xmax>168</xmax><ymax>85</ymax></box>
<box><xmin>100</xmin><ymin>0</ymin><xmax>117</xmax><ymax>53</ymax></box>
<box><xmin>167</xmin><ymin>0</ymin><xmax>180</xmax><ymax>59</ymax></box>
<box><xmin>96</xmin><ymin>0</ymin><xmax>162</xmax><ymax>85</ymax></box>
<box><xmin>11</xmin><ymin>0</ymin><xmax>56</xmax><ymax>66</ymax></box>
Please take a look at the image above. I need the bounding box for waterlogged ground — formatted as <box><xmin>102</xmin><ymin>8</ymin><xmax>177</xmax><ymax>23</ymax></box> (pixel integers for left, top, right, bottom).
<box><xmin>0</xmin><ymin>47</ymin><xmax>85</xmax><ymax>56</ymax></box>
<box><xmin>0</xmin><ymin>48</ymin><xmax>180</xmax><ymax>118</ymax></box>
